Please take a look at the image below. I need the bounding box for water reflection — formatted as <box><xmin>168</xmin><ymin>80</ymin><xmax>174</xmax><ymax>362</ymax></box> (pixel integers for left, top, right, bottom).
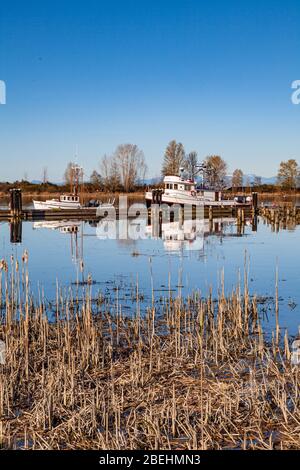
<box><xmin>8</xmin><ymin>214</ymin><xmax>259</xmax><ymax>264</ymax></box>
<box><xmin>2</xmin><ymin>210</ymin><xmax>300</xmax><ymax>335</ymax></box>
<box><xmin>33</xmin><ymin>220</ymin><xmax>81</xmax><ymax>233</ymax></box>
<box><xmin>33</xmin><ymin>220</ymin><xmax>84</xmax><ymax>268</ymax></box>
<box><xmin>9</xmin><ymin>215</ymin><xmax>259</xmax><ymax>254</ymax></box>
<box><xmin>144</xmin><ymin>217</ymin><xmax>257</xmax><ymax>253</ymax></box>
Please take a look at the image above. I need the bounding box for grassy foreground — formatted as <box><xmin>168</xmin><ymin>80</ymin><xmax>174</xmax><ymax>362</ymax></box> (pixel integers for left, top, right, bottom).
<box><xmin>0</xmin><ymin>255</ymin><xmax>299</xmax><ymax>450</ymax></box>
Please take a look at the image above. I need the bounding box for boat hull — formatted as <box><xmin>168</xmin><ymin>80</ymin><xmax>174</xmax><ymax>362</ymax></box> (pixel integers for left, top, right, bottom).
<box><xmin>145</xmin><ymin>191</ymin><xmax>204</xmax><ymax>207</ymax></box>
<box><xmin>145</xmin><ymin>192</ymin><xmax>251</xmax><ymax>207</ymax></box>
<box><xmin>33</xmin><ymin>200</ymin><xmax>82</xmax><ymax>210</ymax></box>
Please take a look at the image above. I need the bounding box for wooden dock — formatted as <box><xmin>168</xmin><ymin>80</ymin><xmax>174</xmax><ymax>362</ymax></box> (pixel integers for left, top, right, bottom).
<box><xmin>0</xmin><ymin>188</ymin><xmax>257</xmax><ymax>222</ymax></box>
<box><xmin>0</xmin><ymin>208</ymin><xmax>100</xmax><ymax>221</ymax></box>
<box><xmin>0</xmin><ymin>204</ymin><xmax>255</xmax><ymax>222</ymax></box>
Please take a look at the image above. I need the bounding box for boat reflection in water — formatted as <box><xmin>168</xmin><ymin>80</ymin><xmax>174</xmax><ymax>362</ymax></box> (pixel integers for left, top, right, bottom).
<box><xmin>144</xmin><ymin>216</ymin><xmax>254</xmax><ymax>254</ymax></box>
<box><xmin>96</xmin><ymin>210</ymin><xmax>255</xmax><ymax>254</ymax></box>
<box><xmin>145</xmin><ymin>218</ymin><xmax>205</xmax><ymax>252</ymax></box>
<box><xmin>33</xmin><ymin>220</ymin><xmax>81</xmax><ymax>233</ymax></box>
<box><xmin>9</xmin><ymin>212</ymin><xmax>255</xmax><ymax>256</ymax></box>
<box><xmin>33</xmin><ymin>220</ymin><xmax>84</xmax><ymax>270</ymax></box>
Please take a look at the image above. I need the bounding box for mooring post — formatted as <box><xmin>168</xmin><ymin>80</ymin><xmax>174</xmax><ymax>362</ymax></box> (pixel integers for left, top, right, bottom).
<box><xmin>9</xmin><ymin>188</ymin><xmax>22</xmax><ymax>218</ymax></box>
<box><xmin>252</xmin><ymin>192</ymin><xmax>258</xmax><ymax>214</ymax></box>
<box><xmin>241</xmin><ymin>208</ymin><xmax>245</xmax><ymax>223</ymax></box>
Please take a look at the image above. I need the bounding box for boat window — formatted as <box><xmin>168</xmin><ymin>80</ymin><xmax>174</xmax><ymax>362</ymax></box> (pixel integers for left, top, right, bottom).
<box><xmin>174</xmin><ymin>184</ymin><xmax>178</xmax><ymax>190</ymax></box>
<box><xmin>169</xmin><ymin>184</ymin><xmax>173</xmax><ymax>189</ymax></box>
<box><xmin>165</xmin><ymin>184</ymin><xmax>169</xmax><ymax>189</ymax></box>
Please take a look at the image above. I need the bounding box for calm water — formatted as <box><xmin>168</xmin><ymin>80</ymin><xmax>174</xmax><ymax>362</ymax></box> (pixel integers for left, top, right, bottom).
<box><xmin>0</xmin><ymin>214</ymin><xmax>300</xmax><ymax>336</ymax></box>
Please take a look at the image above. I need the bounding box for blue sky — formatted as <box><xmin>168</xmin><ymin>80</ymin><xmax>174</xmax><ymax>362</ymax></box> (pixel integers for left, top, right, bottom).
<box><xmin>0</xmin><ymin>0</ymin><xmax>299</xmax><ymax>181</ymax></box>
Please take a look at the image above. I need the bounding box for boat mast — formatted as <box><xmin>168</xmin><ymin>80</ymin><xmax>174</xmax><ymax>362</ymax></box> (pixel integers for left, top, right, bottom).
<box><xmin>71</xmin><ymin>164</ymin><xmax>83</xmax><ymax>196</ymax></box>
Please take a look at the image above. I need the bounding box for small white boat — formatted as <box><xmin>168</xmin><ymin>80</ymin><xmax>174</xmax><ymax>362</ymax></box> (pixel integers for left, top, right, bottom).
<box><xmin>33</xmin><ymin>194</ymin><xmax>82</xmax><ymax>210</ymax></box>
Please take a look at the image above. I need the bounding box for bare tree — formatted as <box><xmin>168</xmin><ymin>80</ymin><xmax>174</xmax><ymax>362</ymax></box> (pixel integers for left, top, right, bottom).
<box><xmin>277</xmin><ymin>159</ymin><xmax>299</xmax><ymax>189</ymax></box>
<box><xmin>110</xmin><ymin>156</ymin><xmax>123</xmax><ymax>191</ymax></box>
<box><xmin>232</xmin><ymin>169</ymin><xmax>243</xmax><ymax>188</ymax></box>
<box><xmin>100</xmin><ymin>154</ymin><xmax>110</xmax><ymax>183</ymax></box>
<box><xmin>42</xmin><ymin>166</ymin><xmax>48</xmax><ymax>184</ymax></box>
<box><xmin>100</xmin><ymin>154</ymin><xmax>122</xmax><ymax>192</ymax></box>
<box><xmin>90</xmin><ymin>170</ymin><xmax>102</xmax><ymax>188</ymax></box>
<box><xmin>253</xmin><ymin>175</ymin><xmax>262</xmax><ymax>187</ymax></box>
<box><xmin>162</xmin><ymin>140</ymin><xmax>185</xmax><ymax>176</ymax></box>
<box><xmin>63</xmin><ymin>162</ymin><xmax>76</xmax><ymax>187</ymax></box>
<box><xmin>205</xmin><ymin>155</ymin><xmax>228</xmax><ymax>189</ymax></box>
<box><xmin>114</xmin><ymin>144</ymin><xmax>147</xmax><ymax>192</ymax></box>
<box><xmin>63</xmin><ymin>162</ymin><xmax>83</xmax><ymax>193</ymax></box>
<box><xmin>185</xmin><ymin>151</ymin><xmax>198</xmax><ymax>180</ymax></box>
<box><xmin>245</xmin><ymin>176</ymin><xmax>251</xmax><ymax>188</ymax></box>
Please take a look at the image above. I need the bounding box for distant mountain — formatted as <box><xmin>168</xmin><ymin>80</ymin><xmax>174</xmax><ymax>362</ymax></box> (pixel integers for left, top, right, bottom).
<box><xmin>30</xmin><ymin>180</ymin><xmax>65</xmax><ymax>186</ymax></box>
<box><xmin>225</xmin><ymin>174</ymin><xmax>277</xmax><ymax>186</ymax></box>
<box><xmin>145</xmin><ymin>175</ymin><xmax>277</xmax><ymax>186</ymax></box>
<box><xmin>143</xmin><ymin>177</ymin><xmax>162</xmax><ymax>185</ymax></box>
<box><xmin>242</xmin><ymin>175</ymin><xmax>277</xmax><ymax>185</ymax></box>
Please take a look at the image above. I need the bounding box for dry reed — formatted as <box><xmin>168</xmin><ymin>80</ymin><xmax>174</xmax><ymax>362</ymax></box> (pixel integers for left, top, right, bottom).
<box><xmin>0</xmin><ymin>254</ymin><xmax>299</xmax><ymax>450</ymax></box>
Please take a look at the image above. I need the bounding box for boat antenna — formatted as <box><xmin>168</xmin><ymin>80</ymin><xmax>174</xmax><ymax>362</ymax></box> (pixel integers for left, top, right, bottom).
<box><xmin>179</xmin><ymin>167</ymin><xmax>185</xmax><ymax>180</ymax></box>
<box><xmin>194</xmin><ymin>161</ymin><xmax>208</xmax><ymax>188</ymax></box>
<box><xmin>75</xmin><ymin>144</ymin><xmax>78</xmax><ymax>163</ymax></box>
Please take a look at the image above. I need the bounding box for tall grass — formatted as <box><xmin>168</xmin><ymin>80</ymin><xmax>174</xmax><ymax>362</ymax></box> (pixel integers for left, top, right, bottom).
<box><xmin>0</xmin><ymin>254</ymin><xmax>299</xmax><ymax>450</ymax></box>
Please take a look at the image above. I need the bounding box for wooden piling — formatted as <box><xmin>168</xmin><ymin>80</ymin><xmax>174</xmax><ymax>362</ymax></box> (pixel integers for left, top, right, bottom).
<box><xmin>9</xmin><ymin>189</ymin><xmax>22</xmax><ymax>218</ymax></box>
<box><xmin>252</xmin><ymin>192</ymin><xmax>258</xmax><ymax>214</ymax></box>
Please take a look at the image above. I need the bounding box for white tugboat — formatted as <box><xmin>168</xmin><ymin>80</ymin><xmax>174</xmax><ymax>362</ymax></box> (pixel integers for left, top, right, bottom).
<box><xmin>146</xmin><ymin>175</ymin><xmax>204</xmax><ymax>207</ymax></box>
<box><xmin>145</xmin><ymin>169</ymin><xmax>252</xmax><ymax>208</ymax></box>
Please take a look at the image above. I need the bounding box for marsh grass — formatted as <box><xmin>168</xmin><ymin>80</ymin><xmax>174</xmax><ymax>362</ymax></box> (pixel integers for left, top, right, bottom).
<box><xmin>0</xmin><ymin>254</ymin><xmax>299</xmax><ymax>450</ymax></box>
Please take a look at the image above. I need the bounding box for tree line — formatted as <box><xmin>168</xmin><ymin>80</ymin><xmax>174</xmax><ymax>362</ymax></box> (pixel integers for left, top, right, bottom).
<box><xmin>61</xmin><ymin>140</ymin><xmax>300</xmax><ymax>192</ymax></box>
<box><xmin>231</xmin><ymin>159</ymin><xmax>300</xmax><ymax>190</ymax></box>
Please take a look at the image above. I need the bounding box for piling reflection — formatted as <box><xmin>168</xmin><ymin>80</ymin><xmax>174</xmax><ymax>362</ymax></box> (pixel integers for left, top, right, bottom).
<box><xmin>10</xmin><ymin>219</ymin><xmax>22</xmax><ymax>244</ymax></box>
